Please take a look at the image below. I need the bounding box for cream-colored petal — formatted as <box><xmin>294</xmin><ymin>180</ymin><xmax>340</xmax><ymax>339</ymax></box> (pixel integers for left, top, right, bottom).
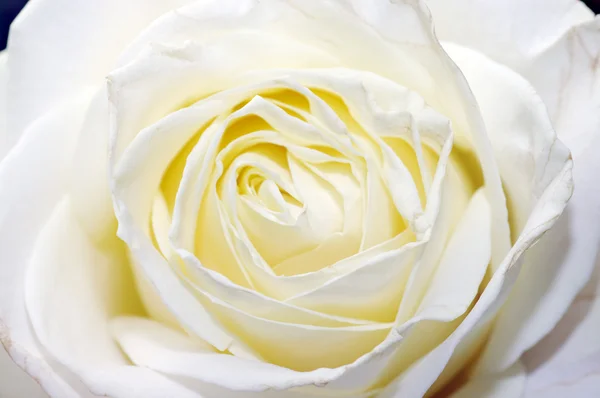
<box><xmin>379</xmin><ymin>160</ymin><xmax>572</xmax><ymax>398</ymax></box>
<box><xmin>108</xmin><ymin>33</ymin><xmax>337</xmax><ymax>167</ymax></box>
<box><xmin>285</xmin><ymin>232</ymin><xmax>418</xmax><ymax>322</ymax></box>
<box><xmin>25</xmin><ymin>197</ymin><xmax>141</xmax><ymax>371</ymax></box>
<box><xmin>115</xmin><ymin>0</ymin><xmax>512</xmax><ymax>272</ymax></box>
<box><xmin>111</xmin><ymin>316</ymin><xmax>384</xmax><ymax>397</ymax></box>
<box><xmin>415</xmin><ymin>189</ymin><xmax>491</xmax><ymax>322</ymax></box>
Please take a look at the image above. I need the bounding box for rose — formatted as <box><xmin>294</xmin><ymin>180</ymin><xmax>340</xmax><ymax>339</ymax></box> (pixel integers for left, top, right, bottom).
<box><xmin>0</xmin><ymin>0</ymin><xmax>599</xmax><ymax>397</ymax></box>
<box><xmin>1</xmin><ymin>1</ymin><xmax>598</xmax><ymax>397</ymax></box>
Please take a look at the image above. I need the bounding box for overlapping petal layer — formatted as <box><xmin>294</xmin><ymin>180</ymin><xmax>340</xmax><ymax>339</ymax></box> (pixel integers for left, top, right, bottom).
<box><xmin>0</xmin><ymin>0</ymin><xmax>581</xmax><ymax>397</ymax></box>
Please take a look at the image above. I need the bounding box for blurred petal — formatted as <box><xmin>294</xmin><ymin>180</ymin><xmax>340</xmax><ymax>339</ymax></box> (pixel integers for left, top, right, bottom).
<box><xmin>0</xmin><ymin>51</ymin><xmax>8</xmax><ymax>160</ymax></box>
<box><xmin>0</xmin><ymin>347</ymin><xmax>47</xmax><ymax>398</ymax></box>
<box><xmin>523</xmin><ymin>267</ymin><xmax>600</xmax><ymax>398</ymax></box>
<box><xmin>451</xmin><ymin>361</ymin><xmax>526</xmax><ymax>398</ymax></box>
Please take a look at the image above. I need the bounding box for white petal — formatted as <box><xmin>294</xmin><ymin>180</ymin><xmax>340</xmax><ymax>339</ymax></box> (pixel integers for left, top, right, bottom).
<box><xmin>415</xmin><ymin>189</ymin><xmax>491</xmax><ymax>322</ymax></box>
<box><xmin>527</xmin><ymin>372</ymin><xmax>600</xmax><ymax>398</ymax></box>
<box><xmin>380</xmin><ymin>159</ymin><xmax>572</xmax><ymax>398</ymax></box>
<box><xmin>523</xmin><ymin>268</ymin><xmax>600</xmax><ymax>397</ymax></box>
<box><xmin>0</xmin><ymin>338</ymin><xmax>47</xmax><ymax>398</ymax></box>
<box><xmin>108</xmin><ymin>33</ymin><xmax>336</xmax><ymax>168</ymax></box>
<box><xmin>444</xmin><ymin>43</ymin><xmax>570</xmax><ymax>238</ymax></box>
<box><xmin>444</xmin><ymin>42</ymin><xmax>597</xmax><ymax>375</ymax></box>
<box><xmin>451</xmin><ymin>361</ymin><xmax>526</xmax><ymax>398</ymax></box>
<box><xmin>0</xmin><ymin>93</ymin><xmax>97</xmax><ymax>397</ymax></box>
<box><xmin>69</xmin><ymin>87</ymin><xmax>117</xmax><ymax>242</ymax></box>
<box><xmin>83</xmin><ymin>367</ymin><xmax>205</xmax><ymax>398</ymax></box>
<box><xmin>0</xmin><ymin>51</ymin><xmax>8</xmax><ymax>160</ymax></box>
<box><xmin>426</xmin><ymin>1</ymin><xmax>600</xmax><ymax>166</ymax></box>
<box><xmin>25</xmin><ymin>198</ymin><xmax>141</xmax><ymax>369</ymax></box>
<box><xmin>6</xmin><ymin>0</ymin><xmax>192</xmax><ymax>138</ymax></box>
<box><xmin>425</xmin><ymin>0</ymin><xmax>593</xmax><ymax>72</ymax></box>
<box><xmin>111</xmin><ymin>316</ymin><xmax>404</xmax><ymax>396</ymax></box>
<box><xmin>112</xmin><ymin>316</ymin><xmax>341</xmax><ymax>391</ymax></box>
<box><xmin>523</xmin><ymin>18</ymin><xmax>600</xmax><ymax>153</ymax></box>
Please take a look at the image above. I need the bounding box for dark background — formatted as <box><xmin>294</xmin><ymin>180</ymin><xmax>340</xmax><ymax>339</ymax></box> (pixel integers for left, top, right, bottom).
<box><xmin>0</xmin><ymin>0</ymin><xmax>599</xmax><ymax>49</ymax></box>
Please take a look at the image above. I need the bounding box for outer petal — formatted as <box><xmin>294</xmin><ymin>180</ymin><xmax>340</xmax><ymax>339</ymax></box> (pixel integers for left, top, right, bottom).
<box><xmin>0</xmin><ymin>51</ymin><xmax>7</xmax><ymax>160</ymax></box>
<box><xmin>6</xmin><ymin>0</ymin><xmax>192</xmax><ymax>141</ymax></box>
<box><xmin>522</xmin><ymin>267</ymin><xmax>600</xmax><ymax>398</ymax></box>
<box><xmin>0</xmin><ymin>80</ymin><xmax>230</xmax><ymax>398</ymax></box>
<box><xmin>0</xmin><ymin>93</ymin><xmax>97</xmax><ymax>397</ymax></box>
<box><xmin>439</xmin><ymin>42</ymin><xmax>584</xmax><ymax>378</ymax></box>
<box><xmin>450</xmin><ymin>361</ymin><xmax>527</xmax><ymax>398</ymax></box>
<box><xmin>469</xmin><ymin>22</ymin><xmax>600</xmax><ymax>373</ymax></box>
<box><xmin>0</xmin><ymin>348</ymin><xmax>47</xmax><ymax>398</ymax></box>
<box><xmin>425</xmin><ymin>0</ymin><xmax>594</xmax><ymax>72</ymax></box>
<box><xmin>380</xmin><ymin>158</ymin><xmax>573</xmax><ymax>398</ymax></box>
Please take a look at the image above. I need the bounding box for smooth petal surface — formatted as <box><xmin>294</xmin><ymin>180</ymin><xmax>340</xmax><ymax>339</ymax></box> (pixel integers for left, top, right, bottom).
<box><xmin>450</xmin><ymin>361</ymin><xmax>526</xmax><ymax>398</ymax></box>
<box><xmin>448</xmin><ymin>28</ymin><xmax>600</xmax><ymax>376</ymax></box>
<box><xmin>2</xmin><ymin>2</ymin><xmax>589</xmax><ymax>398</ymax></box>
<box><xmin>522</xmin><ymin>267</ymin><xmax>600</xmax><ymax>398</ymax></box>
<box><xmin>0</xmin><ymin>348</ymin><xmax>47</xmax><ymax>398</ymax></box>
<box><xmin>0</xmin><ymin>51</ymin><xmax>8</xmax><ymax>160</ymax></box>
<box><xmin>425</xmin><ymin>0</ymin><xmax>593</xmax><ymax>71</ymax></box>
<box><xmin>24</xmin><ymin>196</ymin><xmax>143</xmax><ymax>378</ymax></box>
<box><xmin>380</xmin><ymin>158</ymin><xmax>572</xmax><ymax>398</ymax></box>
<box><xmin>441</xmin><ymin>42</ymin><xmax>580</xmax><ymax>377</ymax></box>
<box><xmin>0</xmin><ymin>92</ymin><xmax>98</xmax><ymax>398</ymax></box>
<box><xmin>6</xmin><ymin>0</ymin><xmax>192</xmax><ymax>140</ymax></box>
<box><xmin>428</xmin><ymin>15</ymin><xmax>600</xmax><ymax>370</ymax></box>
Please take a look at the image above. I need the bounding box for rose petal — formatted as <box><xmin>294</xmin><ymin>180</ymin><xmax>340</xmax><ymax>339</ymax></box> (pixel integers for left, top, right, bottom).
<box><xmin>0</xmin><ymin>51</ymin><xmax>8</xmax><ymax>160</ymax></box>
<box><xmin>0</xmin><ymin>347</ymin><xmax>46</xmax><ymax>398</ymax></box>
<box><xmin>522</xmin><ymin>266</ymin><xmax>600</xmax><ymax>397</ymax></box>
<box><xmin>24</xmin><ymin>197</ymin><xmax>140</xmax><ymax>370</ymax></box>
<box><xmin>6</xmin><ymin>0</ymin><xmax>192</xmax><ymax>139</ymax></box>
<box><xmin>0</xmin><ymin>93</ymin><xmax>97</xmax><ymax>397</ymax></box>
<box><xmin>153</xmin><ymin>195</ymin><xmax>378</xmax><ymax>328</ymax></box>
<box><xmin>425</xmin><ymin>0</ymin><xmax>593</xmax><ymax>71</ymax></box>
<box><xmin>379</xmin><ymin>159</ymin><xmax>572</xmax><ymax>398</ymax></box>
<box><xmin>450</xmin><ymin>361</ymin><xmax>526</xmax><ymax>398</ymax></box>
<box><xmin>443</xmin><ymin>39</ymin><xmax>597</xmax><ymax>375</ymax></box>
<box><xmin>415</xmin><ymin>189</ymin><xmax>491</xmax><ymax>323</ymax></box>
<box><xmin>111</xmin><ymin>316</ymin><xmax>381</xmax><ymax>397</ymax></box>
<box><xmin>444</xmin><ymin>43</ymin><xmax>570</xmax><ymax>238</ymax></box>
<box><xmin>523</xmin><ymin>19</ymin><xmax>600</xmax><ymax>154</ymax></box>
<box><xmin>116</xmin><ymin>0</ymin><xmax>512</xmax><ymax>273</ymax></box>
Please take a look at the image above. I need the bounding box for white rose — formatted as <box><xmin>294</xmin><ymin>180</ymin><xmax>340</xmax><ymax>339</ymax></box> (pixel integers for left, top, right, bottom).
<box><xmin>0</xmin><ymin>1</ymin><xmax>598</xmax><ymax>397</ymax></box>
